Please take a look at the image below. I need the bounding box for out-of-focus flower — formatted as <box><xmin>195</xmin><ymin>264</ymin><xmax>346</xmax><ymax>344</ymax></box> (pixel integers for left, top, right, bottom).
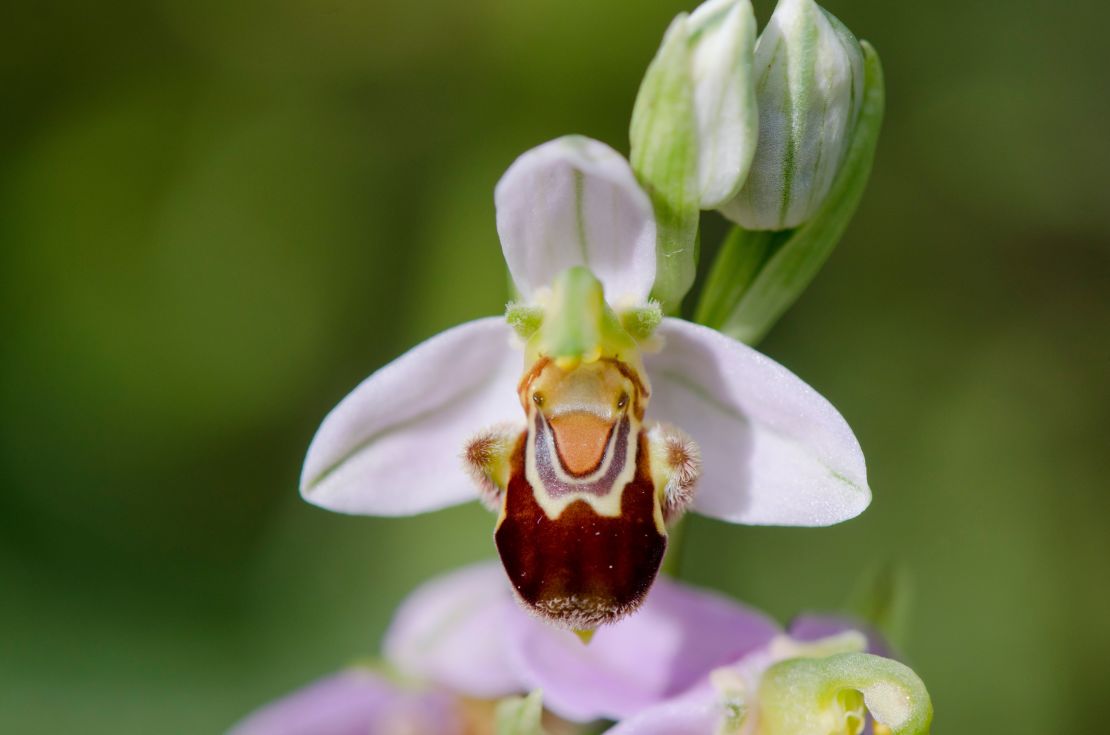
<box><xmin>384</xmin><ymin>562</ymin><xmax>916</xmax><ymax>728</ymax></box>
<box><xmin>300</xmin><ymin>134</ymin><xmax>871</xmax><ymax>629</ymax></box>
<box><xmin>720</xmin><ymin>0</ymin><xmax>866</xmax><ymax>230</ymax></box>
<box><xmin>227</xmin><ymin>668</ymin><xmax>462</xmax><ymax>735</ymax></box>
<box><xmin>226</xmin><ymin>564</ymin><xmax>520</xmax><ymax>735</ymax></box>
<box><xmin>228</xmin><ymin>561</ymin><xmax>780</xmax><ymax>733</ymax></box>
<box><xmin>608</xmin><ymin>626</ymin><xmax>932</xmax><ymax>735</ymax></box>
<box><xmin>788</xmin><ymin>613</ymin><xmax>893</xmax><ymax>660</ymax></box>
<box><xmin>384</xmin><ymin>560</ymin><xmax>781</xmax><ymax>723</ymax></box>
<box><xmin>231</xmin><ymin>563</ymin><xmax>923</xmax><ymax>734</ymax></box>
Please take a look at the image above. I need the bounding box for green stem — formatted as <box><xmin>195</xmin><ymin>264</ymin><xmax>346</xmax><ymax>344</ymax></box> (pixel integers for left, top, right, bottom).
<box><xmin>662</xmin><ymin>515</ymin><xmax>688</xmax><ymax>577</ymax></box>
<box><xmin>719</xmin><ymin>43</ymin><xmax>885</xmax><ymax>345</ymax></box>
<box><xmin>694</xmin><ymin>227</ymin><xmax>787</xmax><ymax>331</ymax></box>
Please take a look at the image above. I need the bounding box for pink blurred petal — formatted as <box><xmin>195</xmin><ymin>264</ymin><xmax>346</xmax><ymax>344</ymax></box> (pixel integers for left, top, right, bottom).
<box><xmin>788</xmin><ymin>614</ymin><xmax>893</xmax><ymax>658</ymax></box>
<box><xmin>509</xmin><ymin>576</ymin><xmax>779</xmax><ymax>722</ymax></box>
<box><xmin>228</xmin><ymin>668</ymin><xmax>459</xmax><ymax>735</ymax></box>
<box><xmin>604</xmin><ymin>687</ymin><xmax>721</xmax><ymax>735</ymax></box>
<box><xmin>383</xmin><ymin>561</ymin><xmax>524</xmax><ymax>699</ymax></box>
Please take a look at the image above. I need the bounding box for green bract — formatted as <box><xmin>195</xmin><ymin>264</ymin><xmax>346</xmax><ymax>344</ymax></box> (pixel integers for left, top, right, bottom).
<box><xmin>495</xmin><ymin>690</ymin><xmax>548</xmax><ymax>735</ymax></box>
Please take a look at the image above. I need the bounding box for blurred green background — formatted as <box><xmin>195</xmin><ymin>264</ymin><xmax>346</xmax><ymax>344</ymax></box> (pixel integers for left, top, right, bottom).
<box><xmin>2</xmin><ymin>0</ymin><xmax>1108</xmax><ymax>731</ymax></box>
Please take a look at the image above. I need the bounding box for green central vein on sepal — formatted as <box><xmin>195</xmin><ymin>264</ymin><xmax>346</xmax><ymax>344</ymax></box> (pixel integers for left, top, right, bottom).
<box><xmin>778</xmin><ymin>0</ymin><xmax>820</xmax><ymax>230</ymax></box>
<box><xmin>658</xmin><ymin>368</ymin><xmax>865</xmax><ymax>495</ymax></box>
<box><xmin>573</xmin><ymin>169</ymin><xmax>590</xmax><ymax>263</ymax></box>
<box><xmin>306</xmin><ymin>375</ymin><xmax>497</xmax><ymax>496</ymax></box>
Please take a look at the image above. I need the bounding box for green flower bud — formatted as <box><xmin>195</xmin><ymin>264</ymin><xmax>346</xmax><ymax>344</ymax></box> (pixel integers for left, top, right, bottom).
<box><xmin>720</xmin><ymin>0</ymin><xmax>865</xmax><ymax>231</ymax></box>
<box><xmin>630</xmin><ymin>0</ymin><xmax>758</xmax><ymax>312</ymax></box>
<box><xmin>687</xmin><ymin>0</ymin><xmax>760</xmax><ymax>208</ymax></box>
<box><xmin>758</xmin><ymin>652</ymin><xmax>933</xmax><ymax>735</ymax></box>
<box><xmin>695</xmin><ymin>42</ymin><xmax>882</xmax><ymax>345</ymax></box>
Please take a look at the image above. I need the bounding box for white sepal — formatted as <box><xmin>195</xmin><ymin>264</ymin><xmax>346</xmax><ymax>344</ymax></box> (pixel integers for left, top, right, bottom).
<box><xmin>646</xmin><ymin>318</ymin><xmax>870</xmax><ymax>526</ymax></box>
<box><xmin>300</xmin><ymin>318</ymin><xmax>520</xmax><ymax>516</ymax></box>
<box><xmin>495</xmin><ymin>136</ymin><xmax>657</xmax><ymax>306</ymax></box>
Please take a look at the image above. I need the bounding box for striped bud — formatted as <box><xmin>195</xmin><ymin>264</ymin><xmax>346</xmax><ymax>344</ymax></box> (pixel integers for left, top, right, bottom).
<box><xmin>630</xmin><ymin>0</ymin><xmax>758</xmax><ymax>311</ymax></box>
<box><xmin>720</xmin><ymin>0</ymin><xmax>865</xmax><ymax>231</ymax></box>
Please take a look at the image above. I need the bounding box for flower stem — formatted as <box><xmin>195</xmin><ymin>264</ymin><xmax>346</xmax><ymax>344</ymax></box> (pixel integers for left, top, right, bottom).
<box><xmin>661</xmin><ymin>515</ymin><xmax>688</xmax><ymax>577</ymax></box>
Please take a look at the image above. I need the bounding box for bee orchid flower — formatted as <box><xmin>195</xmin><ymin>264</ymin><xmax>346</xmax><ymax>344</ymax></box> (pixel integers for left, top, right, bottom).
<box><xmin>384</xmin><ymin>560</ymin><xmax>782</xmax><ymax>724</ymax></box>
<box><xmin>228</xmin><ymin>668</ymin><xmax>462</xmax><ymax>735</ymax></box>
<box><xmin>226</xmin><ymin>561</ymin><xmax>780</xmax><ymax>734</ymax></box>
<box><xmin>300</xmin><ymin>135</ymin><xmax>871</xmax><ymax>631</ymax></box>
<box><xmin>231</xmin><ymin>561</ymin><xmax>924</xmax><ymax>733</ymax></box>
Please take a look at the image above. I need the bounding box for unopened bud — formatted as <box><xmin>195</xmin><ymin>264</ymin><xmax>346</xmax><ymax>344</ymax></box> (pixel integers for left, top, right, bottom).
<box><xmin>630</xmin><ymin>0</ymin><xmax>758</xmax><ymax>311</ymax></box>
<box><xmin>720</xmin><ymin>0</ymin><xmax>864</xmax><ymax>230</ymax></box>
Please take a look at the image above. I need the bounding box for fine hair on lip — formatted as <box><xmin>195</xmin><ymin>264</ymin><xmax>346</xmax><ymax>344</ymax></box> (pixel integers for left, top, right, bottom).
<box><xmin>524</xmin><ymin>592</ymin><xmax>644</xmax><ymax>630</ymax></box>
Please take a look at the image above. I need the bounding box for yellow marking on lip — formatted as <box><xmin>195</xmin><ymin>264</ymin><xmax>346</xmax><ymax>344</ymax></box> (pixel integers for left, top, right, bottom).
<box><xmin>573</xmin><ymin>629</ymin><xmax>596</xmax><ymax>645</ymax></box>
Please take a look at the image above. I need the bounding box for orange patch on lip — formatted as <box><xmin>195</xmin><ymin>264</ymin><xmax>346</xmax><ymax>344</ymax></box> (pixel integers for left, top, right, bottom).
<box><xmin>549</xmin><ymin>413</ymin><xmax>613</xmax><ymax>476</ymax></box>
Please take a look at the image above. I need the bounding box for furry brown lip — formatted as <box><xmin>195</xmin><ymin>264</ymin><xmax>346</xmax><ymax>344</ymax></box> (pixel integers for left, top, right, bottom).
<box><xmin>494</xmin><ymin>432</ymin><xmax>666</xmax><ymax>630</ymax></box>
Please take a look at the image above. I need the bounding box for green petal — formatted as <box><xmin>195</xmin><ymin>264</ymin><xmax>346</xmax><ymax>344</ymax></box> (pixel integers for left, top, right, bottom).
<box><xmin>495</xmin><ymin>690</ymin><xmax>547</xmax><ymax>735</ymax></box>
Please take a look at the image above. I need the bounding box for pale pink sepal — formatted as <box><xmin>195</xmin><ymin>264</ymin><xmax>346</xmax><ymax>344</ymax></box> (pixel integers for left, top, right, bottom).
<box><xmin>300</xmin><ymin>318</ymin><xmax>521</xmax><ymax>516</ymax></box>
<box><xmin>646</xmin><ymin>318</ymin><xmax>870</xmax><ymax>526</ymax></box>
